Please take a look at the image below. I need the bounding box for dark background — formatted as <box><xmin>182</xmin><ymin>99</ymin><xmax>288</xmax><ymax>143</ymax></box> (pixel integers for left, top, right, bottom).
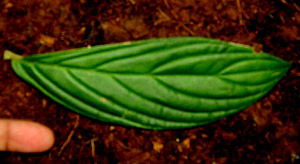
<box><xmin>0</xmin><ymin>0</ymin><xmax>299</xmax><ymax>163</ymax></box>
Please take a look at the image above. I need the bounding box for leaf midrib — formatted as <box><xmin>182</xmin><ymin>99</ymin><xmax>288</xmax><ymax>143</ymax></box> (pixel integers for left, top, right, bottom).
<box><xmin>19</xmin><ymin>59</ymin><xmax>289</xmax><ymax>77</ymax></box>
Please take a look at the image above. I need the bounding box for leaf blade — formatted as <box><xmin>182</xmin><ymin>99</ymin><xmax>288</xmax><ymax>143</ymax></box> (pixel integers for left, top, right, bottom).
<box><xmin>10</xmin><ymin>37</ymin><xmax>291</xmax><ymax>130</ymax></box>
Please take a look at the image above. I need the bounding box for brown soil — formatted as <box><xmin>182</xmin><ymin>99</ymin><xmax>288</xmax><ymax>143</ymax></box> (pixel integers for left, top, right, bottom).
<box><xmin>0</xmin><ymin>0</ymin><xmax>300</xmax><ymax>163</ymax></box>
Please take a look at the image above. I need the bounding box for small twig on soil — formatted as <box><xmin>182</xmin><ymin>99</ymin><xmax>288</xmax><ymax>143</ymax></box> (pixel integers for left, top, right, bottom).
<box><xmin>58</xmin><ymin>115</ymin><xmax>80</xmax><ymax>156</ymax></box>
<box><xmin>236</xmin><ymin>0</ymin><xmax>243</xmax><ymax>25</ymax></box>
<box><xmin>90</xmin><ymin>138</ymin><xmax>97</xmax><ymax>159</ymax></box>
<box><xmin>156</xmin><ymin>7</ymin><xmax>195</xmax><ymax>36</ymax></box>
<box><xmin>154</xmin><ymin>7</ymin><xmax>171</xmax><ymax>25</ymax></box>
<box><xmin>293</xmin><ymin>1</ymin><xmax>300</xmax><ymax>11</ymax></box>
<box><xmin>170</xmin><ymin>10</ymin><xmax>179</xmax><ymax>20</ymax></box>
<box><xmin>235</xmin><ymin>0</ymin><xmax>249</xmax><ymax>33</ymax></box>
<box><xmin>117</xmin><ymin>140</ymin><xmax>131</xmax><ymax>150</ymax></box>
<box><xmin>84</xmin><ymin>138</ymin><xmax>98</xmax><ymax>164</ymax></box>
<box><xmin>157</xmin><ymin>7</ymin><xmax>171</xmax><ymax>21</ymax></box>
<box><xmin>164</xmin><ymin>0</ymin><xmax>170</xmax><ymax>9</ymax></box>
<box><xmin>281</xmin><ymin>0</ymin><xmax>287</xmax><ymax>4</ymax></box>
<box><xmin>279</xmin><ymin>13</ymin><xmax>285</xmax><ymax>24</ymax></box>
<box><xmin>179</xmin><ymin>22</ymin><xmax>195</xmax><ymax>36</ymax></box>
<box><xmin>128</xmin><ymin>0</ymin><xmax>135</xmax><ymax>5</ymax></box>
<box><xmin>281</xmin><ymin>0</ymin><xmax>300</xmax><ymax>11</ymax></box>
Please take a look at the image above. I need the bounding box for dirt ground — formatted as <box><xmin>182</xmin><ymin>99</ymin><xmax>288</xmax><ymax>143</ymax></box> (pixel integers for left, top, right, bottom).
<box><xmin>0</xmin><ymin>0</ymin><xmax>299</xmax><ymax>163</ymax></box>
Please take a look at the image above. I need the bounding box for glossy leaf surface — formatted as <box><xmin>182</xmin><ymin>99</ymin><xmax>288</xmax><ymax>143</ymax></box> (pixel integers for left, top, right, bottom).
<box><xmin>10</xmin><ymin>37</ymin><xmax>291</xmax><ymax>129</ymax></box>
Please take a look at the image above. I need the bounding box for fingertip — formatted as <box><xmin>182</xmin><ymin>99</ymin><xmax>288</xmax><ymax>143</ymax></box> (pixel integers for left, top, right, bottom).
<box><xmin>0</xmin><ymin>120</ymin><xmax>55</xmax><ymax>153</ymax></box>
<box><xmin>19</xmin><ymin>121</ymin><xmax>55</xmax><ymax>153</ymax></box>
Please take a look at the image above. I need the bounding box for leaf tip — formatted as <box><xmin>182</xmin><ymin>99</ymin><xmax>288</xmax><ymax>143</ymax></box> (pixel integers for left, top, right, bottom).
<box><xmin>3</xmin><ymin>50</ymin><xmax>23</xmax><ymax>60</ymax></box>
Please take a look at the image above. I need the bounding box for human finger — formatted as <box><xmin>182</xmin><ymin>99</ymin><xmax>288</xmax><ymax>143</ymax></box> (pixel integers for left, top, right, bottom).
<box><xmin>0</xmin><ymin>119</ymin><xmax>55</xmax><ymax>153</ymax></box>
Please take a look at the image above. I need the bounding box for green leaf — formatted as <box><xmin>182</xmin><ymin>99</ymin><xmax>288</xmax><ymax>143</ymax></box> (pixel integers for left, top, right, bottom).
<box><xmin>7</xmin><ymin>37</ymin><xmax>291</xmax><ymax>130</ymax></box>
